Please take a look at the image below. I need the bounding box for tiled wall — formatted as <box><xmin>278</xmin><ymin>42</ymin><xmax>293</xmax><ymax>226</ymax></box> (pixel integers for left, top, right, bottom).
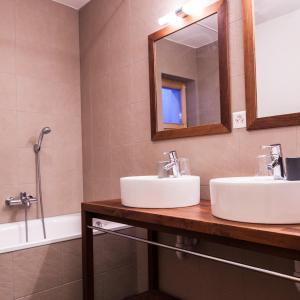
<box><xmin>79</xmin><ymin>0</ymin><xmax>300</xmax><ymax>203</ymax></box>
<box><xmin>0</xmin><ymin>229</ymin><xmax>138</xmax><ymax>300</ymax></box>
<box><xmin>79</xmin><ymin>0</ymin><xmax>300</xmax><ymax>299</ymax></box>
<box><xmin>0</xmin><ymin>0</ymin><xmax>83</xmax><ymax>224</ymax></box>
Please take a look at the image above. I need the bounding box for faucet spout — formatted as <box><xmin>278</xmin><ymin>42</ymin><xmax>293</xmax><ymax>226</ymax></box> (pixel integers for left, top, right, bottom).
<box><xmin>262</xmin><ymin>144</ymin><xmax>285</xmax><ymax>180</ymax></box>
<box><xmin>163</xmin><ymin>151</ymin><xmax>181</xmax><ymax>177</ymax></box>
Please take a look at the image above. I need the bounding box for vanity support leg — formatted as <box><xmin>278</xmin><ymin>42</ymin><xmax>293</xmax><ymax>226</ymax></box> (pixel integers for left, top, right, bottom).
<box><xmin>148</xmin><ymin>230</ymin><xmax>159</xmax><ymax>291</ymax></box>
<box><xmin>82</xmin><ymin>211</ymin><xmax>94</xmax><ymax>300</ymax></box>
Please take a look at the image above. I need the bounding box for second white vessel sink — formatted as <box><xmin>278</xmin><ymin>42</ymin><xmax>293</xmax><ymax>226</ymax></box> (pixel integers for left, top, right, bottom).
<box><xmin>121</xmin><ymin>176</ymin><xmax>200</xmax><ymax>208</ymax></box>
<box><xmin>210</xmin><ymin>176</ymin><xmax>300</xmax><ymax>224</ymax></box>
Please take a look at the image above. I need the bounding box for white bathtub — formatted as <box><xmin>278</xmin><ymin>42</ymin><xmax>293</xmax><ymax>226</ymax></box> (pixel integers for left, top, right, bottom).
<box><xmin>0</xmin><ymin>213</ymin><xmax>129</xmax><ymax>254</ymax></box>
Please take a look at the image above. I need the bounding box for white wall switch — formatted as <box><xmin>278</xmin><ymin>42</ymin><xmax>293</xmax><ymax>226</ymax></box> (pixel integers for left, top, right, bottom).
<box><xmin>232</xmin><ymin>111</ymin><xmax>246</xmax><ymax>129</ymax></box>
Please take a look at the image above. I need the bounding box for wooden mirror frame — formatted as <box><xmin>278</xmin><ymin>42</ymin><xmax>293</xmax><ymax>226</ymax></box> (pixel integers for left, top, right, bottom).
<box><xmin>243</xmin><ymin>0</ymin><xmax>300</xmax><ymax>130</ymax></box>
<box><xmin>148</xmin><ymin>0</ymin><xmax>231</xmax><ymax>141</ymax></box>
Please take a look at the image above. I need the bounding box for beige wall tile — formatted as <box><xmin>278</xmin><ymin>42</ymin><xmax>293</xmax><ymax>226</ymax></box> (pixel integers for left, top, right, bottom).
<box><xmin>0</xmin><ymin>0</ymin><xmax>15</xmax><ymax>41</ymax></box>
<box><xmin>130</xmin><ymin>101</ymin><xmax>151</xmax><ymax>144</ymax></box>
<box><xmin>92</xmin><ymin>178</ymin><xmax>113</xmax><ymax>201</ymax></box>
<box><xmin>231</xmin><ymin>74</ymin><xmax>246</xmax><ymax>112</ymax></box>
<box><xmin>16</xmin><ymin>286</ymin><xmax>63</xmax><ymax>300</ymax></box>
<box><xmin>43</xmin><ymin>174</ymin><xmax>78</xmax><ymax>217</ymax></box>
<box><xmin>0</xmin><ymin>74</ymin><xmax>16</xmax><ymax>111</ymax></box>
<box><xmin>13</xmin><ymin>244</ymin><xmax>63</xmax><ymax>298</ymax></box>
<box><xmin>0</xmin><ymin>146</ymin><xmax>18</xmax><ymax>186</ymax></box>
<box><xmin>61</xmin><ymin>239</ymin><xmax>82</xmax><ymax>283</ymax></box>
<box><xmin>78</xmin><ymin>0</ymin><xmax>300</xmax><ymax>299</ymax></box>
<box><xmin>94</xmin><ymin>228</ymin><xmax>137</xmax><ymax>276</ymax></box>
<box><xmin>16</xmin><ymin>40</ymin><xmax>80</xmax><ymax>86</ymax></box>
<box><xmin>0</xmin><ymin>109</ymin><xmax>17</xmax><ymax>147</ymax></box>
<box><xmin>200</xmin><ymin>185</ymin><xmax>210</xmax><ymax>200</ymax></box>
<box><xmin>109</xmin><ymin>67</ymin><xmax>130</xmax><ymax>110</ymax></box>
<box><xmin>92</xmin><ymin>146</ymin><xmax>112</xmax><ymax>180</ymax></box>
<box><xmin>107</xmin><ymin>0</ymin><xmax>131</xmax><ymax>71</ymax></box>
<box><xmin>0</xmin><ymin>0</ymin><xmax>15</xmax><ymax>74</ymax></box>
<box><xmin>12</xmin><ymin>281</ymin><xmax>83</xmax><ymax>300</ymax></box>
<box><xmin>61</xmin><ymin>280</ymin><xmax>83</xmax><ymax>300</ymax></box>
<box><xmin>16</xmin><ymin>0</ymin><xmax>79</xmax><ymax>54</ymax></box>
<box><xmin>229</xmin><ymin>19</ymin><xmax>244</xmax><ymax>77</ymax></box>
<box><xmin>17</xmin><ymin>147</ymin><xmax>36</xmax><ymax>185</ymax></box>
<box><xmin>17</xmin><ymin>77</ymin><xmax>81</xmax><ymax>117</ymax></box>
<box><xmin>99</xmin><ymin>265</ymin><xmax>138</xmax><ymax>300</ymax></box>
<box><xmin>0</xmin><ymin>253</ymin><xmax>13</xmax><ymax>300</ymax></box>
<box><xmin>129</xmin><ymin>59</ymin><xmax>149</xmax><ymax>103</ymax></box>
<box><xmin>109</xmin><ymin>104</ymin><xmax>134</xmax><ymax>147</ymax></box>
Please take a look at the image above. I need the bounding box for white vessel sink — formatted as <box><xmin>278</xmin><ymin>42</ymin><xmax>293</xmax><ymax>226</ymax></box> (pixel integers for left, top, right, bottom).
<box><xmin>120</xmin><ymin>176</ymin><xmax>200</xmax><ymax>208</ymax></box>
<box><xmin>210</xmin><ymin>176</ymin><xmax>300</xmax><ymax>224</ymax></box>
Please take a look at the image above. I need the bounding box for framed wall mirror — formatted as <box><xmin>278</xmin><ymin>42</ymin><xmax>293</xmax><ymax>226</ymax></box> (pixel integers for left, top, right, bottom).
<box><xmin>244</xmin><ymin>0</ymin><xmax>300</xmax><ymax>130</ymax></box>
<box><xmin>148</xmin><ymin>0</ymin><xmax>231</xmax><ymax>141</ymax></box>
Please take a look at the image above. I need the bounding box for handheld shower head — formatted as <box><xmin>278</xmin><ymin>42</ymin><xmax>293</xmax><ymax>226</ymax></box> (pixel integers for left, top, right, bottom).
<box><xmin>34</xmin><ymin>127</ymin><xmax>51</xmax><ymax>153</ymax></box>
<box><xmin>42</xmin><ymin>127</ymin><xmax>51</xmax><ymax>135</ymax></box>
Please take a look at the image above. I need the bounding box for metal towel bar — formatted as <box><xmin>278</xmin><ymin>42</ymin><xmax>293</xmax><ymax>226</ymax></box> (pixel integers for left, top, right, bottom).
<box><xmin>88</xmin><ymin>225</ymin><xmax>300</xmax><ymax>283</ymax></box>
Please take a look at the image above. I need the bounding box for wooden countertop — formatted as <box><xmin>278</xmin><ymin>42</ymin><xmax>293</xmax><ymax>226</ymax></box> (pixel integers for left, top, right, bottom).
<box><xmin>82</xmin><ymin>199</ymin><xmax>300</xmax><ymax>253</ymax></box>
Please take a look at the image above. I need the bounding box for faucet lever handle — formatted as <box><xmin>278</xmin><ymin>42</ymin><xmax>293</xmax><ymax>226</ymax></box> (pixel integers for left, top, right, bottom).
<box><xmin>262</xmin><ymin>145</ymin><xmax>273</xmax><ymax>149</ymax></box>
<box><xmin>261</xmin><ymin>144</ymin><xmax>284</xmax><ymax>179</ymax></box>
<box><xmin>262</xmin><ymin>144</ymin><xmax>282</xmax><ymax>156</ymax></box>
<box><xmin>162</xmin><ymin>150</ymin><xmax>181</xmax><ymax>177</ymax></box>
<box><xmin>164</xmin><ymin>150</ymin><xmax>178</xmax><ymax>162</ymax></box>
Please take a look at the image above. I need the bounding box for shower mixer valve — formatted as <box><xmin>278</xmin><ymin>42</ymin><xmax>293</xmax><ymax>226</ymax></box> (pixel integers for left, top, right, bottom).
<box><xmin>5</xmin><ymin>192</ymin><xmax>38</xmax><ymax>207</ymax></box>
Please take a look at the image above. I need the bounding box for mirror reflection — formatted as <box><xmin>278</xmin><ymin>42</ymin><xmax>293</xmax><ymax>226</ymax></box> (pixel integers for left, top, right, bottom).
<box><xmin>254</xmin><ymin>0</ymin><xmax>300</xmax><ymax>117</ymax></box>
<box><xmin>155</xmin><ymin>13</ymin><xmax>221</xmax><ymax>131</ymax></box>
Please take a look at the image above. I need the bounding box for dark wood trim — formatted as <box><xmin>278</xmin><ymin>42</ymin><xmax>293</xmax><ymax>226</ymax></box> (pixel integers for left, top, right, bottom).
<box><xmin>147</xmin><ymin>230</ymin><xmax>159</xmax><ymax>290</ymax></box>
<box><xmin>82</xmin><ymin>209</ymin><xmax>94</xmax><ymax>300</ymax></box>
<box><xmin>243</xmin><ymin>0</ymin><xmax>257</xmax><ymax>130</ymax></box>
<box><xmin>84</xmin><ymin>210</ymin><xmax>300</xmax><ymax>261</ymax></box>
<box><xmin>217</xmin><ymin>0</ymin><xmax>231</xmax><ymax>133</ymax></box>
<box><xmin>81</xmin><ymin>199</ymin><xmax>300</xmax><ymax>298</ymax></box>
<box><xmin>148</xmin><ymin>0</ymin><xmax>231</xmax><ymax>141</ymax></box>
<box><xmin>243</xmin><ymin>0</ymin><xmax>300</xmax><ymax>130</ymax></box>
<box><xmin>152</xmin><ymin>123</ymin><xmax>229</xmax><ymax>141</ymax></box>
<box><xmin>82</xmin><ymin>200</ymin><xmax>300</xmax><ymax>257</ymax></box>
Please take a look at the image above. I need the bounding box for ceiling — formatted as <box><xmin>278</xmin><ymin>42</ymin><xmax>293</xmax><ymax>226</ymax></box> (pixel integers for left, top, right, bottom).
<box><xmin>166</xmin><ymin>13</ymin><xmax>218</xmax><ymax>49</ymax></box>
<box><xmin>52</xmin><ymin>0</ymin><xmax>90</xmax><ymax>9</ymax></box>
<box><xmin>254</xmin><ymin>0</ymin><xmax>300</xmax><ymax>24</ymax></box>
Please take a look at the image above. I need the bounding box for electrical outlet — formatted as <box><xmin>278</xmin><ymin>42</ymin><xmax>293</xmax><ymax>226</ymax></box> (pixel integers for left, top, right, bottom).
<box><xmin>232</xmin><ymin>111</ymin><xmax>246</xmax><ymax>129</ymax></box>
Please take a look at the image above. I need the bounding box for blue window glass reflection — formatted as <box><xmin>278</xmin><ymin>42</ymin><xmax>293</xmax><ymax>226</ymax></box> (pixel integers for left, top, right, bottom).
<box><xmin>162</xmin><ymin>87</ymin><xmax>182</xmax><ymax>124</ymax></box>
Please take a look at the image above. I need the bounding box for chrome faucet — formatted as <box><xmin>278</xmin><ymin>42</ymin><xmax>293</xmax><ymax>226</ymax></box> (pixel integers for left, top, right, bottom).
<box><xmin>5</xmin><ymin>192</ymin><xmax>38</xmax><ymax>242</ymax></box>
<box><xmin>262</xmin><ymin>144</ymin><xmax>285</xmax><ymax>180</ymax></box>
<box><xmin>6</xmin><ymin>192</ymin><xmax>37</xmax><ymax>207</ymax></box>
<box><xmin>163</xmin><ymin>151</ymin><xmax>181</xmax><ymax>177</ymax></box>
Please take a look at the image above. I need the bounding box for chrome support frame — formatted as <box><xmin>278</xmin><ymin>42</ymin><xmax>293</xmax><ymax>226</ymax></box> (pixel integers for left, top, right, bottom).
<box><xmin>88</xmin><ymin>225</ymin><xmax>300</xmax><ymax>283</ymax></box>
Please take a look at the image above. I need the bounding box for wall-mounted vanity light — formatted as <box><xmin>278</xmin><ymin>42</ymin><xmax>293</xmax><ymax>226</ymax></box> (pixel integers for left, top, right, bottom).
<box><xmin>158</xmin><ymin>0</ymin><xmax>215</xmax><ymax>26</ymax></box>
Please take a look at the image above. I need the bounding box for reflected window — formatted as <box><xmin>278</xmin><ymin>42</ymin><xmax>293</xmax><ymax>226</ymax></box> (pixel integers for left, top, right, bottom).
<box><xmin>161</xmin><ymin>78</ymin><xmax>187</xmax><ymax>129</ymax></box>
<box><xmin>162</xmin><ymin>87</ymin><xmax>182</xmax><ymax>124</ymax></box>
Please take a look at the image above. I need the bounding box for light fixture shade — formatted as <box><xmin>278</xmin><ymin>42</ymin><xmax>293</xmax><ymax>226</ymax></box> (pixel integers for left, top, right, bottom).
<box><xmin>158</xmin><ymin>0</ymin><xmax>217</xmax><ymax>26</ymax></box>
<box><xmin>182</xmin><ymin>0</ymin><xmax>214</xmax><ymax>15</ymax></box>
<box><xmin>158</xmin><ymin>11</ymin><xmax>181</xmax><ymax>26</ymax></box>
